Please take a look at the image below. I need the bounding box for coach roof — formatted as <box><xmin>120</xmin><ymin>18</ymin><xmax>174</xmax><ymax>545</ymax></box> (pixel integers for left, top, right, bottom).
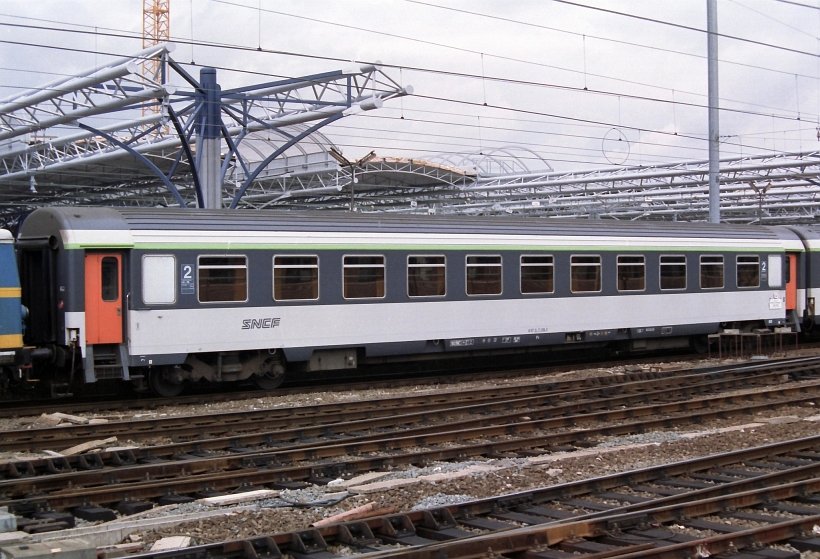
<box><xmin>18</xmin><ymin>206</ymin><xmax>787</xmax><ymax>243</ymax></box>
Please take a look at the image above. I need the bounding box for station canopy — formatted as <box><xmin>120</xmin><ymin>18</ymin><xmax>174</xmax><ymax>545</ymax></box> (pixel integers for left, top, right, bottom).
<box><xmin>1</xmin><ymin>45</ymin><xmax>818</xmax><ymax>228</ymax></box>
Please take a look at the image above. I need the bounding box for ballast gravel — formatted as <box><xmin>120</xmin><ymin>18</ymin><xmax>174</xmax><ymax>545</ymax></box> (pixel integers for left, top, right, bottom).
<box><xmin>2</xmin><ymin>354</ymin><xmax>819</xmax><ymax>554</ymax></box>
<box><xmin>132</xmin><ymin>419</ymin><xmax>820</xmax><ymax>546</ymax></box>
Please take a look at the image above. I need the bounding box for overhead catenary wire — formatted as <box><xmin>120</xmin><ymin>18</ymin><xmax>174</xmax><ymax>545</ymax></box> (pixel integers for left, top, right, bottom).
<box><xmin>770</xmin><ymin>0</ymin><xmax>820</xmax><ymax>10</ymax></box>
<box><xmin>548</xmin><ymin>0</ymin><xmax>819</xmax><ymax>58</ymax></box>
<box><xmin>0</xmin><ymin>1</ymin><xmax>816</xmax><ymax>171</ymax></box>
<box><xmin>729</xmin><ymin>0</ymin><xmax>818</xmax><ymax>39</ymax></box>
<box><xmin>399</xmin><ymin>0</ymin><xmax>819</xmax><ymax>69</ymax></box>
<box><xmin>0</xmin><ymin>28</ymin><xmax>814</xmax><ymax>128</ymax></box>
<box><xmin>1</xmin><ymin>4</ymin><xmax>817</xmax><ymax>96</ymax></box>
<box><xmin>0</xmin><ymin>39</ymin><xmax>795</xmax><ymax>164</ymax></box>
<box><xmin>0</xmin><ymin>37</ymin><xmax>811</xmax><ymax>169</ymax></box>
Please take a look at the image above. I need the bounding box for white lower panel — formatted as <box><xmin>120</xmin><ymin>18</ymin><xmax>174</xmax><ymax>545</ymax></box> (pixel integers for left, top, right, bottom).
<box><xmin>126</xmin><ymin>290</ymin><xmax>786</xmax><ymax>357</ymax></box>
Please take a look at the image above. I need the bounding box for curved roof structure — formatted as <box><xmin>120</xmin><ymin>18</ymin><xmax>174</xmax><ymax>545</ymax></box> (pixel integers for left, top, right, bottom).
<box><xmin>1</xmin><ymin>47</ymin><xmax>818</xmax><ymax>228</ymax></box>
<box><xmin>0</xmin><ymin>45</ymin><xmax>411</xmax><ymax>227</ymax></box>
<box><xmin>259</xmin><ymin>149</ymin><xmax>820</xmax><ymax>225</ymax></box>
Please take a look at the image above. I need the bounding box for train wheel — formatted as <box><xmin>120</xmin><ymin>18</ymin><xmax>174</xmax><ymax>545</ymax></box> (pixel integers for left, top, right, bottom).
<box><xmin>253</xmin><ymin>356</ymin><xmax>286</xmax><ymax>390</ymax></box>
<box><xmin>149</xmin><ymin>367</ymin><xmax>184</xmax><ymax>397</ymax></box>
<box><xmin>691</xmin><ymin>335</ymin><xmax>709</xmax><ymax>354</ymax></box>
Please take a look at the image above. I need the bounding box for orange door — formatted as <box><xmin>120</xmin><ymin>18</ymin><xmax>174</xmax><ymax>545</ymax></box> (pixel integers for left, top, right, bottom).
<box><xmin>785</xmin><ymin>253</ymin><xmax>798</xmax><ymax>311</ymax></box>
<box><xmin>85</xmin><ymin>253</ymin><xmax>123</xmax><ymax>344</ymax></box>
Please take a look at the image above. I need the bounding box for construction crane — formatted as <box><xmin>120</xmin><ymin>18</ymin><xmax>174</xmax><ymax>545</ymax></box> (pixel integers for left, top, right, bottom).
<box><xmin>142</xmin><ymin>0</ymin><xmax>170</xmax><ymax>82</ymax></box>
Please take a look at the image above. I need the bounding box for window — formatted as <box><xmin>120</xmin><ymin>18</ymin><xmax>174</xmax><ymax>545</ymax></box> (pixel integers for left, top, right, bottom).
<box><xmin>343</xmin><ymin>255</ymin><xmax>385</xmax><ymax>299</ymax></box>
<box><xmin>274</xmin><ymin>255</ymin><xmax>319</xmax><ymax>301</ymax></box>
<box><xmin>660</xmin><ymin>255</ymin><xmax>686</xmax><ymax>290</ymax></box>
<box><xmin>737</xmin><ymin>255</ymin><xmax>760</xmax><ymax>288</ymax></box>
<box><xmin>520</xmin><ymin>255</ymin><xmax>554</xmax><ymax>294</ymax></box>
<box><xmin>700</xmin><ymin>255</ymin><xmax>724</xmax><ymax>289</ymax></box>
<box><xmin>617</xmin><ymin>255</ymin><xmax>645</xmax><ymax>292</ymax></box>
<box><xmin>198</xmin><ymin>255</ymin><xmax>247</xmax><ymax>302</ymax></box>
<box><xmin>101</xmin><ymin>257</ymin><xmax>119</xmax><ymax>301</ymax></box>
<box><xmin>142</xmin><ymin>255</ymin><xmax>176</xmax><ymax>304</ymax></box>
<box><xmin>408</xmin><ymin>255</ymin><xmax>446</xmax><ymax>297</ymax></box>
<box><xmin>768</xmin><ymin>255</ymin><xmax>783</xmax><ymax>288</ymax></box>
<box><xmin>570</xmin><ymin>255</ymin><xmax>601</xmax><ymax>293</ymax></box>
<box><xmin>466</xmin><ymin>255</ymin><xmax>502</xmax><ymax>295</ymax></box>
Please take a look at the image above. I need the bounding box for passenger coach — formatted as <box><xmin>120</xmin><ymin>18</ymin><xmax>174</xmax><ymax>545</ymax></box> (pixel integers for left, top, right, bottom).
<box><xmin>12</xmin><ymin>207</ymin><xmax>811</xmax><ymax>396</ymax></box>
<box><xmin>0</xmin><ymin>229</ymin><xmax>23</xmax><ymax>371</ymax></box>
<box><xmin>786</xmin><ymin>224</ymin><xmax>819</xmax><ymax>332</ymax></box>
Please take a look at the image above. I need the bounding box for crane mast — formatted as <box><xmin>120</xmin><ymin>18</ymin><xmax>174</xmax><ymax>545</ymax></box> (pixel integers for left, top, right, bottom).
<box><xmin>142</xmin><ymin>0</ymin><xmax>170</xmax><ymax>82</ymax></box>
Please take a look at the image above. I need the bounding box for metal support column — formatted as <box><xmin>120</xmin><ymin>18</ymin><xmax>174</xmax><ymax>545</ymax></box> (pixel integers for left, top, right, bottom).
<box><xmin>199</xmin><ymin>68</ymin><xmax>222</xmax><ymax>209</ymax></box>
<box><xmin>707</xmin><ymin>0</ymin><xmax>720</xmax><ymax>223</ymax></box>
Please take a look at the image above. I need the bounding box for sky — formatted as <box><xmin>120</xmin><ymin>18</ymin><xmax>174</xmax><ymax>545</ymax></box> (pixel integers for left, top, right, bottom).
<box><xmin>0</xmin><ymin>0</ymin><xmax>818</xmax><ymax>174</ymax></box>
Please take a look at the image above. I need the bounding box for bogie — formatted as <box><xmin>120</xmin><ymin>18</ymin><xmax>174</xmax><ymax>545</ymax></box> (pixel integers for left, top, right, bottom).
<box><xmin>148</xmin><ymin>366</ymin><xmax>184</xmax><ymax>398</ymax></box>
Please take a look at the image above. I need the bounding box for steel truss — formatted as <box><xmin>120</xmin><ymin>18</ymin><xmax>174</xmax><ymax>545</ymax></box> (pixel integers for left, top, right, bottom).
<box><xmin>463</xmin><ymin>151</ymin><xmax>820</xmax><ymax>223</ymax></box>
<box><xmin>276</xmin><ymin>150</ymin><xmax>817</xmax><ymax>224</ymax></box>
<box><xmin>230</xmin><ymin>156</ymin><xmax>476</xmax><ymax>210</ymax></box>
<box><xmin>0</xmin><ymin>45</ymin><xmax>410</xmax><ymax>225</ymax></box>
<box><xmin>0</xmin><ymin>43</ymin><xmax>816</xmax><ymax>226</ymax></box>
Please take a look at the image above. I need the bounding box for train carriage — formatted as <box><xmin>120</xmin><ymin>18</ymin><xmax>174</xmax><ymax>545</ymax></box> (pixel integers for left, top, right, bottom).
<box><xmin>10</xmin><ymin>206</ymin><xmax>809</xmax><ymax>396</ymax></box>
<box><xmin>0</xmin><ymin>229</ymin><xmax>23</xmax><ymax>375</ymax></box>
<box><xmin>783</xmin><ymin>224</ymin><xmax>819</xmax><ymax>331</ymax></box>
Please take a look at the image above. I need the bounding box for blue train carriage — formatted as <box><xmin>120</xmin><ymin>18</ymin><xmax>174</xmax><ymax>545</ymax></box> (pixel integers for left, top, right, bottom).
<box><xmin>0</xmin><ymin>228</ymin><xmax>24</xmax><ymax>383</ymax></box>
<box><xmin>14</xmin><ymin>206</ymin><xmax>804</xmax><ymax>397</ymax></box>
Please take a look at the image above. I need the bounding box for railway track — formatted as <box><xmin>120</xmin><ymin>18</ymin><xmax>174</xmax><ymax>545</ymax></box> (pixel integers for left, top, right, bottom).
<box><xmin>0</xmin><ymin>350</ymin><xmax>721</xmax><ymax>419</ymax></box>
<box><xmin>261</xmin><ymin>437</ymin><xmax>820</xmax><ymax>559</ymax></box>
<box><xmin>17</xmin><ymin>436</ymin><xmax>820</xmax><ymax>559</ymax></box>
<box><xmin>1</xmin><ymin>357</ymin><xmax>818</xmax><ymax>530</ymax></box>
<box><xmin>3</xmin><ymin>356</ymin><xmax>816</xmax><ymax>453</ymax></box>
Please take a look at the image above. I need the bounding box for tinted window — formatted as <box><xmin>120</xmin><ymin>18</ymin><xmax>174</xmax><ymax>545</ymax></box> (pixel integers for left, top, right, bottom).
<box><xmin>466</xmin><ymin>255</ymin><xmax>502</xmax><ymax>295</ymax></box>
<box><xmin>274</xmin><ymin>255</ymin><xmax>319</xmax><ymax>301</ymax></box>
<box><xmin>344</xmin><ymin>255</ymin><xmax>385</xmax><ymax>299</ymax></box>
<box><xmin>737</xmin><ymin>255</ymin><xmax>760</xmax><ymax>288</ymax></box>
<box><xmin>617</xmin><ymin>255</ymin><xmax>645</xmax><ymax>292</ymax></box>
<box><xmin>660</xmin><ymin>255</ymin><xmax>686</xmax><ymax>290</ymax></box>
<box><xmin>700</xmin><ymin>255</ymin><xmax>724</xmax><ymax>289</ymax></box>
<box><xmin>520</xmin><ymin>255</ymin><xmax>554</xmax><ymax>294</ymax></box>
<box><xmin>198</xmin><ymin>256</ymin><xmax>247</xmax><ymax>302</ymax></box>
<box><xmin>101</xmin><ymin>257</ymin><xmax>119</xmax><ymax>302</ymax></box>
<box><xmin>408</xmin><ymin>255</ymin><xmax>446</xmax><ymax>297</ymax></box>
<box><xmin>571</xmin><ymin>255</ymin><xmax>601</xmax><ymax>293</ymax></box>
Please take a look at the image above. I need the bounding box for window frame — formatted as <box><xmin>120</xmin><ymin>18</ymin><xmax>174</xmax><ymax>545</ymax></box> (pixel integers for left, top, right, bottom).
<box><xmin>736</xmin><ymin>255</ymin><xmax>760</xmax><ymax>289</ymax></box>
<box><xmin>465</xmin><ymin>254</ymin><xmax>503</xmax><ymax>296</ymax></box>
<box><xmin>699</xmin><ymin>254</ymin><xmax>725</xmax><ymax>289</ymax></box>
<box><xmin>197</xmin><ymin>254</ymin><xmax>248</xmax><ymax>303</ymax></box>
<box><xmin>407</xmin><ymin>254</ymin><xmax>447</xmax><ymax>298</ymax></box>
<box><xmin>660</xmin><ymin>254</ymin><xmax>687</xmax><ymax>291</ymax></box>
<box><xmin>273</xmin><ymin>254</ymin><xmax>320</xmax><ymax>301</ymax></box>
<box><xmin>342</xmin><ymin>254</ymin><xmax>386</xmax><ymax>300</ymax></box>
<box><xmin>616</xmin><ymin>255</ymin><xmax>646</xmax><ymax>292</ymax></box>
<box><xmin>100</xmin><ymin>256</ymin><xmax>120</xmax><ymax>302</ymax></box>
<box><xmin>767</xmin><ymin>255</ymin><xmax>783</xmax><ymax>288</ymax></box>
<box><xmin>570</xmin><ymin>254</ymin><xmax>602</xmax><ymax>293</ymax></box>
<box><xmin>520</xmin><ymin>254</ymin><xmax>554</xmax><ymax>295</ymax></box>
<box><xmin>142</xmin><ymin>254</ymin><xmax>177</xmax><ymax>305</ymax></box>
